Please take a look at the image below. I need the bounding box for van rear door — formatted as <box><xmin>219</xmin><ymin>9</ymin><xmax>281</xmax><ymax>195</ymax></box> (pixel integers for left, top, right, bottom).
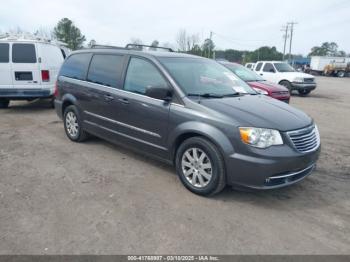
<box><xmin>0</xmin><ymin>43</ymin><xmax>13</xmax><ymax>90</ymax></box>
<box><xmin>11</xmin><ymin>43</ymin><xmax>40</xmax><ymax>89</ymax></box>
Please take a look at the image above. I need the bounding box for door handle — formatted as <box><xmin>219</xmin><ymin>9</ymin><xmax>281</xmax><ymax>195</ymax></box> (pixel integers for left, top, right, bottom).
<box><xmin>118</xmin><ymin>98</ymin><xmax>129</xmax><ymax>105</ymax></box>
<box><xmin>260</xmin><ymin>73</ymin><xmax>263</xmax><ymax>76</ymax></box>
<box><xmin>104</xmin><ymin>94</ymin><xmax>114</xmax><ymax>101</ymax></box>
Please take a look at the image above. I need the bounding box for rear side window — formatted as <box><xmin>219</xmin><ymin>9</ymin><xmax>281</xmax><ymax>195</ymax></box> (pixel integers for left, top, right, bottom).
<box><xmin>87</xmin><ymin>54</ymin><xmax>124</xmax><ymax>88</ymax></box>
<box><xmin>60</xmin><ymin>53</ymin><xmax>91</xmax><ymax>80</ymax></box>
<box><xmin>255</xmin><ymin>63</ymin><xmax>263</xmax><ymax>71</ymax></box>
<box><xmin>263</xmin><ymin>63</ymin><xmax>275</xmax><ymax>72</ymax></box>
<box><xmin>12</xmin><ymin>44</ymin><xmax>36</xmax><ymax>63</ymax></box>
<box><xmin>0</xmin><ymin>43</ymin><xmax>9</xmax><ymax>63</ymax></box>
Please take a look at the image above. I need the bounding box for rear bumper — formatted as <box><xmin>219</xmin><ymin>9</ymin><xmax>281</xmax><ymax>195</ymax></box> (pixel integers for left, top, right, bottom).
<box><xmin>291</xmin><ymin>82</ymin><xmax>316</xmax><ymax>91</ymax></box>
<box><xmin>0</xmin><ymin>88</ymin><xmax>53</xmax><ymax>99</ymax></box>
<box><xmin>54</xmin><ymin>99</ymin><xmax>63</xmax><ymax>119</ymax></box>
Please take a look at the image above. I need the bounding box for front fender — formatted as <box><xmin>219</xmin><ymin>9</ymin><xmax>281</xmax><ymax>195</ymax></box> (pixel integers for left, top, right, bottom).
<box><xmin>168</xmin><ymin>121</ymin><xmax>235</xmax><ymax>157</ymax></box>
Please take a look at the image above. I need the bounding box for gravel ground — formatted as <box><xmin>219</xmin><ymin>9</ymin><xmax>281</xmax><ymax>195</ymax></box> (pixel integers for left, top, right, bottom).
<box><xmin>0</xmin><ymin>76</ymin><xmax>349</xmax><ymax>254</ymax></box>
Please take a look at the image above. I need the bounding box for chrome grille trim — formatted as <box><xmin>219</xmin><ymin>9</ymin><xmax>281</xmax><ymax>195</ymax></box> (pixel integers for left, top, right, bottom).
<box><xmin>287</xmin><ymin>125</ymin><xmax>320</xmax><ymax>153</ymax></box>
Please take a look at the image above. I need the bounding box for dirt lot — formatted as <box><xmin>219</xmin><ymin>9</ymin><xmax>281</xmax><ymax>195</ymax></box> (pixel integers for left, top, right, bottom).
<box><xmin>0</xmin><ymin>76</ymin><xmax>349</xmax><ymax>254</ymax></box>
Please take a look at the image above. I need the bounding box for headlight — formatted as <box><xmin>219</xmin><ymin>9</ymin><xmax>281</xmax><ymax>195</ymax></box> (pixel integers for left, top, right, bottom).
<box><xmin>293</xmin><ymin>77</ymin><xmax>304</xmax><ymax>83</ymax></box>
<box><xmin>239</xmin><ymin>127</ymin><xmax>283</xmax><ymax>148</ymax></box>
<box><xmin>253</xmin><ymin>88</ymin><xmax>268</xmax><ymax>95</ymax></box>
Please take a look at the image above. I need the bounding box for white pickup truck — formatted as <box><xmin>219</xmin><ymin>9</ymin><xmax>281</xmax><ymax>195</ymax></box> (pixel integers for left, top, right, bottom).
<box><xmin>253</xmin><ymin>61</ymin><xmax>316</xmax><ymax>95</ymax></box>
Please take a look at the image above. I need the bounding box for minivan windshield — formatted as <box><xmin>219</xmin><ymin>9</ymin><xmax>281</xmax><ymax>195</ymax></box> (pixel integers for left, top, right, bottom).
<box><xmin>158</xmin><ymin>57</ymin><xmax>256</xmax><ymax>97</ymax></box>
<box><xmin>273</xmin><ymin>63</ymin><xmax>295</xmax><ymax>72</ymax></box>
<box><xmin>223</xmin><ymin>63</ymin><xmax>264</xmax><ymax>82</ymax></box>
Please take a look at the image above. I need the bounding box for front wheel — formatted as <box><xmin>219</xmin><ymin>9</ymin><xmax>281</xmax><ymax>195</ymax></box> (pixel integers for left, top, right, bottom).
<box><xmin>63</xmin><ymin>105</ymin><xmax>89</xmax><ymax>142</ymax></box>
<box><xmin>175</xmin><ymin>137</ymin><xmax>226</xmax><ymax>196</ymax></box>
<box><xmin>279</xmin><ymin>80</ymin><xmax>292</xmax><ymax>92</ymax></box>
<box><xmin>0</xmin><ymin>99</ymin><xmax>9</xmax><ymax>109</ymax></box>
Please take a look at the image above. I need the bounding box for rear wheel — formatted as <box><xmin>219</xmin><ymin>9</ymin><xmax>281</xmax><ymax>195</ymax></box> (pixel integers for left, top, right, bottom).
<box><xmin>337</xmin><ymin>71</ymin><xmax>345</xmax><ymax>78</ymax></box>
<box><xmin>279</xmin><ymin>80</ymin><xmax>292</xmax><ymax>92</ymax></box>
<box><xmin>298</xmin><ymin>89</ymin><xmax>311</xmax><ymax>96</ymax></box>
<box><xmin>175</xmin><ymin>137</ymin><xmax>226</xmax><ymax>196</ymax></box>
<box><xmin>63</xmin><ymin>105</ymin><xmax>88</xmax><ymax>142</ymax></box>
<box><xmin>0</xmin><ymin>99</ymin><xmax>9</xmax><ymax>109</ymax></box>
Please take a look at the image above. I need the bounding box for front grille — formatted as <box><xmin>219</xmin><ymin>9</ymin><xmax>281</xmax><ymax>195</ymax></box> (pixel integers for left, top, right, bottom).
<box><xmin>287</xmin><ymin>125</ymin><xmax>320</xmax><ymax>153</ymax></box>
<box><xmin>304</xmin><ymin>78</ymin><xmax>314</xmax><ymax>83</ymax></box>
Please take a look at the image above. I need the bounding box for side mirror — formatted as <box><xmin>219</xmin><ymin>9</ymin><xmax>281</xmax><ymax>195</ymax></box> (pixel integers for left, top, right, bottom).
<box><xmin>145</xmin><ymin>85</ymin><xmax>172</xmax><ymax>101</ymax></box>
<box><xmin>269</xmin><ymin>68</ymin><xmax>275</xmax><ymax>73</ymax></box>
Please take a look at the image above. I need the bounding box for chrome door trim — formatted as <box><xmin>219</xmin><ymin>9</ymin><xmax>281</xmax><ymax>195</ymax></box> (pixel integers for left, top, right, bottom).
<box><xmin>84</xmin><ymin>120</ymin><xmax>167</xmax><ymax>151</ymax></box>
<box><xmin>84</xmin><ymin>110</ymin><xmax>161</xmax><ymax>138</ymax></box>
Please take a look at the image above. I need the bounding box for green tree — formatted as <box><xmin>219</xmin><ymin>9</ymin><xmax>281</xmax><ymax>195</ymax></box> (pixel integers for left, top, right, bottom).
<box><xmin>53</xmin><ymin>18</ymin><xmax>86</xmax><ymax>50</ymax></box>
<box><xmin>308</xmin><ymin>42</ymin><xmax>346</xmax><ymax>57</ymax></box>
<box><xmin>202</xmin><ymin>38</ymin><xmax>215</xmax><ymax>58</ymax></box>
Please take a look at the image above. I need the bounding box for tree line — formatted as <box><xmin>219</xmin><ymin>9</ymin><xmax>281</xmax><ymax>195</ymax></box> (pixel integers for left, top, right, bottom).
<box><xmin>7</xmin><ymin>18</ymin><xmax>348</xmax><ymax>63</ymax></box>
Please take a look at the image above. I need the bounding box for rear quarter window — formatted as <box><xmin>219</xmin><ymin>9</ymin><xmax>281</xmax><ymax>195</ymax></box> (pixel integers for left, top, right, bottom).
<box><xmin>12</xmin><ymin>43</ymin><xmax>36</xmax><ymax>63</ymax></box>
<box><xmin>59</xmin><ymin>53</ymin><xmax>91</xmax><ymax>80</ymax></box>
<box><xmin>0</xmin><ymin>43</ymin><xmax>9</xmax><ymax>63</ymax></box>
<box><xmin>87</xmin><ymin>54</ymin><xmax>125</xmax><ymax>88</ymax></box>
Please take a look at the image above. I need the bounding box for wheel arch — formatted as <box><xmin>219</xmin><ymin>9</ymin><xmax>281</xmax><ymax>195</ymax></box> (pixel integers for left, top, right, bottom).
<box><xmin>169</xmin><ymin>122</ymin><xmax>234</xmax><ymax>164</ymax></box>
<box><xmin>61</xmin><ymin>94</ymin><xmax>78</xmax><ymax>116</ymax></box>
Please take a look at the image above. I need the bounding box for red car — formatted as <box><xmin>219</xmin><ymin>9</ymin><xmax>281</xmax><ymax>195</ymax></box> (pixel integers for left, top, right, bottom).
<box><xmin>220</xmin><ymin>61</ymin><xmax>290</xmax><ymax>103</ymax></box>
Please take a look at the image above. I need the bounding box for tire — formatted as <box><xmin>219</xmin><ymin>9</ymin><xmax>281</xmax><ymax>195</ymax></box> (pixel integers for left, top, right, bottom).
<box><xmin>50</xmin><ymin>98</ymin><xmax>55</xmax><ymax>108</ymax></box>
<box><xmin>279</xmin><ymin>80</ymin><xmax>292</xmax><ymax>92</ymax></box>
<box><xmin>0</xmin><ymin>99</ymin><xmax>10</xmax><ymax>109</ymax></box>
<box><xmin>298</xmin><ymin>89</ymin><xmax>311</xmax><ymax>96</ymax></box>
<box><xmin>337</xmin><ymin>71</ymin><xmax>345</xmax><ymax>78</ymax></box>
<box><xmin>175</xmin><ymin>137</ymin><xmax>226</xmax><ymax>196</ymax></box>
<box><xmin>63</xmin><ymin>105</ymin><xmax>89</xmax><ymax>142</ymax></box>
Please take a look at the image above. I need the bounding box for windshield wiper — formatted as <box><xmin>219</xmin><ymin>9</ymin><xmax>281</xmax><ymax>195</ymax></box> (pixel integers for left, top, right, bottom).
<box><xmin>187</xmin><ymin>93</ymin><xmax>224</xmax><ymax>98</ymax></box>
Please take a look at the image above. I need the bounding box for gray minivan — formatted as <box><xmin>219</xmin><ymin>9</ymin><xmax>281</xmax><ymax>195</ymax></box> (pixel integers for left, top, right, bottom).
<box><xmin>54</xmin><ymin>46</ymin><xmax>321</xmax><ymax>196</ymax></box>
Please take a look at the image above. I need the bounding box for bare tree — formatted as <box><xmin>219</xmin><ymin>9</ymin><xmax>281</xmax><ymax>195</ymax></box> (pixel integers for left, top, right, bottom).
<box><xmin>187</xmin><ymin>33</ymin><xmax>200</xmax><ymax>51</ymax></box>
<box><xmin>130</xmin><ymin>38</ymin><xmax>143</xmax><ymax>45</ymax></box>
<box><xmin>176</xmin><ymin>29</ymin><xmax>187</xmax><ymax>52</ymax></box>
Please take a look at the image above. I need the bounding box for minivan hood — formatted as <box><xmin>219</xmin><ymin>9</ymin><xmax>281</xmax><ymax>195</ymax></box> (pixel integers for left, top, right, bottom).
<box><xmin>199</xmin><ymin>95</ymin><xmax>312</xmax><ymax>131</ymax></box>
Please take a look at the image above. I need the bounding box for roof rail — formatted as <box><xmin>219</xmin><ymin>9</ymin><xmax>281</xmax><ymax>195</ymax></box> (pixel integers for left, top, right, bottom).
<box><xmin>125</xmin><ymin>44</ymin><xmax>174</xmax><ymax>52</ymax></box>
<box><xmin>91</xmin><ymin>44</ymin><xmax>126</xmax><ymax>50</ymax></box>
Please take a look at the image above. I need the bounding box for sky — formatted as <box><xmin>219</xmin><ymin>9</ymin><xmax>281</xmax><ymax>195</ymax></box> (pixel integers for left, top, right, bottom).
<box><xmin>1</xmin><ymin>0</ymin><xmax>349</xmax><ymax>55</ymax></box>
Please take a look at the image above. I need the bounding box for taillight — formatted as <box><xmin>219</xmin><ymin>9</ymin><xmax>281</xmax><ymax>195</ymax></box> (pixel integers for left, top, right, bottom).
<box><xmin>54</xmin><ymin>81</ymin><xmax>59</xmax><ymax>97</ymax></box>
<box><xmin>41</xmin><ymin>70</ymin><xmax>50</xmax><ymax>82</ymax></box>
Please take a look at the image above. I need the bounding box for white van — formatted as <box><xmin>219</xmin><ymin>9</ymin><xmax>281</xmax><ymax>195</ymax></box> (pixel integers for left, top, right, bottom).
<box><xmin>0</xmin><ymin>37</ymin><xmax>67</xmax><ymax>108</ymax></box>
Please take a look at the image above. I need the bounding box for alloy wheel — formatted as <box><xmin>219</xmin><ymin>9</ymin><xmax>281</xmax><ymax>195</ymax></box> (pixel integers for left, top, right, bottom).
<box><xmin>181</xmin><ymin>147</ymin><xmax>212</xmax><ymax>188</ymax></box>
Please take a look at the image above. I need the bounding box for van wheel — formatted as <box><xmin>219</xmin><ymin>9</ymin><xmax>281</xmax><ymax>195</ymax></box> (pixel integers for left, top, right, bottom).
<box><xmin>175</xmin><ymin>137</ymin><xmax>226</xmax><ymax>196</ymax></box>
<box><xmin>63</xmin><ymin>105</ymin><xmax>88</xmax><ymax>142</ymax></box>
<box><xmin>279</xmin><ymin>80</ymin><xmax>292</xmax><ymax>92</ymax></box>
<box><xmin>0</xmin><ymin>99</ymin><xmax>10</xmax><ymax>109</ymax></box>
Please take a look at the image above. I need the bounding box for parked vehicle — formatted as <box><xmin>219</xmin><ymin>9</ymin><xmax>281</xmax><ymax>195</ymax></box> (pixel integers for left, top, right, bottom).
<box><xmin>254</xmin><ymin>61</ymin><xmax>317</xmax><ymax>96</ymax></box>
<box><xmin>245</xmin><ymin>63</ymin><xmax>255</xmax><ymax>70</ymax></box>
<box><xmin>219</xmin><ymin>61</ymin><xmax>290</xmax><ymax>103</ymax></box>
<box><xmin>55</xmin><ymin>45</ymin><xmax>321</xmax><ymax>196</ymax></box>
<box><xmin>323</xmin><ymin>61</ymin><xmax>350</xmax><ymax>78</ymax></box>
<box><xmin>309</xmin><ymin>56</ymin><xmax>350</xmax><ymax>76</ymax></box>
<box><xmin>0</xmin><ymin>36</ymin><xmax>67</xmax><ymax>108</ymax></box>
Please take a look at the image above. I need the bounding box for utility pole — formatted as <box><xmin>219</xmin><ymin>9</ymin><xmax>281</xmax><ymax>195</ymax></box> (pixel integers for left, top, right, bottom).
<box><xmin>209</xmin><ymin>31</ymin><xmax>213</xmax><ymax>59</ymax></box>
<box><xmin>288</xmin><ymin>22</ymin><xmax>297</xmax><ymax>63</ymax></box>
<box><xmin>281</xmin><ymin>24</ymin><xmax>289</xmax><ymax>60</ymax></box>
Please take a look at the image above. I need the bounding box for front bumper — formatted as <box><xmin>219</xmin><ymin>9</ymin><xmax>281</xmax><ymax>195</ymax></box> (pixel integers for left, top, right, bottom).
<box><xmin>291</xmin><ymin>82</ymin><xmax>316</xmax><ymax>91</ymax></box>
<box><xmin>0</xmin><ymin>88</ymin><xmax>53</xmax><ymax>99</ymax></box>
<box><xmin>225</xmin><ymin>145</ymin><xmax>321</xmax><ymax>189</ymax></box>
